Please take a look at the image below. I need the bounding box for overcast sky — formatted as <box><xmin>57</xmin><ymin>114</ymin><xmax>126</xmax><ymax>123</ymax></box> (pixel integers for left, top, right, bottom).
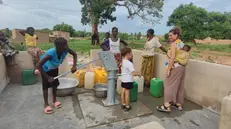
<box><xmin>0</xmin><ymin>0</ymin><xmax>231</xmax><ymax>35</ymax></box>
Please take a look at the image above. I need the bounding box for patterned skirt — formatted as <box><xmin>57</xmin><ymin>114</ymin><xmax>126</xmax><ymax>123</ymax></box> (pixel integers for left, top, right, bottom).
<box><xmin>27</xmin><ymin>46</ymin><xmax>44</xmax><ymax>65</ymax></box>
<box><xmin>114</xmin><ymin>53</ymin><xmax>121</xmax><ymax>73</ymax></box>
<box><xmin>141</xmin><ymin>56</ymin><xmax>155</xmax><ymax>86</ymax></box>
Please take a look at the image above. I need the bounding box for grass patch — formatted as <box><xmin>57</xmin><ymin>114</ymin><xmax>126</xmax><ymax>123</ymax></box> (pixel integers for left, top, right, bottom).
<box><xmin>185</xmin><ymin>42</ymin><xmax>231</xmax><ymax>53</ymax></box>
<box><xmin>13</xmin><ymin>40</ymin><xmax>145</xmax><ymax>53</ymax></box>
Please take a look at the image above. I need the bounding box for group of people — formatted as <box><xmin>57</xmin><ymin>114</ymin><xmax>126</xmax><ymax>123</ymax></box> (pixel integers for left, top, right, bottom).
<box><xmin>0</xmin><ymin>26</ymin><xmax>190</xmax><ymax>114</ymax></box>
<box><xmin>100</xmin><ymin>27</ymin><xmax>191</xmax><ymax>112</ymax></box>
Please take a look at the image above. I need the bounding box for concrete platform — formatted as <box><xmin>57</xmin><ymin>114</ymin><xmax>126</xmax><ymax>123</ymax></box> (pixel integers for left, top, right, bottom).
<box><xmin>0</xmin><ymin>83</ymin><xmax>220</xmax><ymax>129</ymax></box>
<box><xmin>78</xmin><ymin>91</ymin><xmax>153</xmax><ymax>128</ymax></box>
<box><xmin>131</xmin><ymin>121</ymin><xmax>165</xmax><ymax>129</ymax></box>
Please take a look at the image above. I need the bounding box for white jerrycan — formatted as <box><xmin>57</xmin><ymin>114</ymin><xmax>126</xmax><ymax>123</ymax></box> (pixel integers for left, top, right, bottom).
<box><xmin>134</xmin><ymin>76</ymin><xmax>144</xmax><ymax>93</ymax></box>
<box><xmin>116</xmin><ymin>76</ymin><xmax>122</xmax><ymax>95</ymax></box>
<box><xmin>84</xmin><ymin>72</ymin><xmax>95</xmax><ymax>89</ymax></box>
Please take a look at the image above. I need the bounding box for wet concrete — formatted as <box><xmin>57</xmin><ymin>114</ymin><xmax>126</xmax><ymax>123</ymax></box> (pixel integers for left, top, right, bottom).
<box><xmin>78</xmin><ymin>91</ymin><xmax>153</xmax><ymax>128</ymax></box>
<box><xmin>0</xmin><ymin>84</ymin><xmax>220</xmax><ymax>129</ymax></box>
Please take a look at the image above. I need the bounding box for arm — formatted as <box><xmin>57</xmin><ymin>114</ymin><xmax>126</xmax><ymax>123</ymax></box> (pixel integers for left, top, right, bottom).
<box><xmin>167</xmin><ymin>43</ymin><xmax>176</xmax><ymax>72</ymax></box>
<box><xmin>132</xmin><ymin>71</ymin><xmax>140</xmax><ymax>76</ymax></box>
<box><xmin>36</xmin><ymin>55</ymin><xmax>52</xmax><ymax>79</ymax></box>
<box><xmin>159</xmin><ymin>46</ymin><xmax>167</xmax><ymax>53</ymax></box>
<box><xmin>68</xmin><ymin>48</ymin><xmax>77</xmax><ymax>73</ymax></box>
<box><xmin>19</xmin><ymin>30</ymin><xmax>26</xmax><ymax>36</ymax></box>
<box><xmin>120</xmin><ymin>39</ymin><xmax>128</xmax><ymax>46</ymax></box>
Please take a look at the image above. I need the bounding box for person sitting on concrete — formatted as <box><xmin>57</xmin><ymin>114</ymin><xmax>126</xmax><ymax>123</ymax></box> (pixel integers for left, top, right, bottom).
<box><xmin>19</xmin><ymin>27</ymin><xmax>44</xmax><ymax>75</ymax></box>
<box><xmin>36</xmin><ymin>37</ymin><xmax>77</xmax><ymax>114</ymax></box>
<box><xmin>120</xmin><ymin>47</ymin><xmax>140</xmax><ymax>112</ymax></box>
<box><xmin>0</xmin><ymin>31</ymin><xmax>19</xmax><ymax>57</ymax></box>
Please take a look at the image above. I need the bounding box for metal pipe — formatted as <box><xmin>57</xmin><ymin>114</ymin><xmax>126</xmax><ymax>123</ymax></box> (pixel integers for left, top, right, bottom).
<box><xmin>106</xmin><ymin>70</ymin><xmax>117</xmax><ymax>104</ymax></box>
<box><xmin>54</xmin><ymin>58</ymin><xmax>100</xmax><ymax>80</ymax></box>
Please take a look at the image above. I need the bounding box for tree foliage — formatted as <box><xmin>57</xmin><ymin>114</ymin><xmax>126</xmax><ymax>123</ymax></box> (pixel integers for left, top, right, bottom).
<box><xmin>79</xmin><ymin>0</ymin><xmax>164</xmax><ymax>27</ymax></box>
<box><xmin>53</xmin><ymin>22</ymin><xmax>75</xmax><ymax>37</ymax></box>
<box><xmin>167</xmin><ymin>3</ymin><xmax>231</xmax><ymax>41</ymax></box>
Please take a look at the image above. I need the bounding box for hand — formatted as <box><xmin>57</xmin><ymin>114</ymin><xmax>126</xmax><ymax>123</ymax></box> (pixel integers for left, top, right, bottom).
<box><xmin>166</xmin><ymin>70</ymin><xmax>171</xmax><ymax>78</ymax></box>
<box><xmin>71</xmin><ymin>66</ymin><xmax>77</xmax><ymax>73</ymax></box>
<box><xmin>48</xmin><ymin>77</ymin><xmax>55</xmax><ymax>83</ymax></box>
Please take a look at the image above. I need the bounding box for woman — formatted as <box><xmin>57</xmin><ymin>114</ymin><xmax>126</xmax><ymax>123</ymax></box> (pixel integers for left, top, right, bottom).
<box><xmin>157</xmin><ymin>27</ymin><xmax>186</xmax><ymax>112</ymax></box>
<box><xmin>101</xmin><ymin>27</ymin><xmax>128</xmax><ymax>73</ymax></box>
<box><xmin>141</xmin><ymin>29</ymin><xmax>167</xmax><ymax>87</ymax></box>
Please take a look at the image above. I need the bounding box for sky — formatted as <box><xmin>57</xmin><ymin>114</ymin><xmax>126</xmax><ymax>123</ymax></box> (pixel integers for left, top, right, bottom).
<box><xmin>0</xmin><ymin>0</ymin><xmax>231</xmax><ymax>35</ymax></box>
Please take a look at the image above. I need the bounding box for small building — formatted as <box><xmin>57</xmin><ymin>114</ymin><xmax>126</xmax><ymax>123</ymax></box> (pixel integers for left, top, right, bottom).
<box><xmin>49</xmin><ymin>31</ymin><xmax>70</xmax><ymax>42</ymax></box>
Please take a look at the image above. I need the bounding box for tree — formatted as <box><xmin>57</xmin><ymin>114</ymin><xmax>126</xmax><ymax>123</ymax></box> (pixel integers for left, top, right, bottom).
<box><xmin>167</xmin><ymin>3</ymin><xmax>231</xmax><ymax>41</ymax></box>
<box><xmin>137</xmin><ymin>32</ymin><xmax>142</xmax><ymax>40</ymax></box>
<box><xmin>53</xmin><ymin>22</ymin><xmax>75</xmax><ymax>37</ymax></box>
<box><xmin>79</xmin><ymin>0</ymin><xmax>164</xmax><ymax>43</ymax></box>
<box><xmin>0</xmin><ymin>28</ymin><xmax>11</xmax><ymax>38</ymax></box>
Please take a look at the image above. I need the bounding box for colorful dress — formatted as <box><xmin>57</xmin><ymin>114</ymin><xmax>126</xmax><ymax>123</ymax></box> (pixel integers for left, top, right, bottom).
<box><xmin>109</xmin><ymin>38</ymin><xmax>122</xmax><ymax>73</ymax></box>
<box><xmin>141</xmin><ymin>37</ymin><xmax>162</xmax><ymax>86</ymax></box>
<box><xmin>25</xmin><ymin>33</ymin><xmax>44</xmax><ymax>66</ymax></box>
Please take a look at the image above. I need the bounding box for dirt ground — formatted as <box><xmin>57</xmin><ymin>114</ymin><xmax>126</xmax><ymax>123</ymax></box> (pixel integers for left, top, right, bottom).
<box><xmin>190</xmin><ymin>48</ymin><xmax>231</xmax><ymax>66</ymax></box>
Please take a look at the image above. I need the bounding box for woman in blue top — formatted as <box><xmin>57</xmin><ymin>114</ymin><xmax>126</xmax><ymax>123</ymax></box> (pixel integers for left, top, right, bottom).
<box><xmin>36</xmin><ymin>38</ymin><xmax>77</xmax><ymax>114</ymax></box>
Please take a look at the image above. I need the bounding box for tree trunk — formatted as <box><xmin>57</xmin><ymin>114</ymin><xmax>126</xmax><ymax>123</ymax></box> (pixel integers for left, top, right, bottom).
<box><xmin>91</xmin><ymin>23</ymin><xmax>99</xmax><ymax>45</ymax></box>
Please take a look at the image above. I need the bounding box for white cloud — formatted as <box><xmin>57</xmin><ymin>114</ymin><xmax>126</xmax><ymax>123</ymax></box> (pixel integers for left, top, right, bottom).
<box><xmin>0</xmin><ymin>0</ymin><xmax>231</xmax><ymax>35</ymax></box>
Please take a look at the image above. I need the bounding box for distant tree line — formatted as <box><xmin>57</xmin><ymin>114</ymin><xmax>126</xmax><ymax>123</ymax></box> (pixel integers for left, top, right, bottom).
<box><xmin>166</xmin><ymin>3</ymin><xmax>231</xmax><ymax>41</ymax></box>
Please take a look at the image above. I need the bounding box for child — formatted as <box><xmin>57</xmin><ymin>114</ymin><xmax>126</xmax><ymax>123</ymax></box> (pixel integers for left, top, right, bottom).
<box><xmin>19</xmin><ymin>27</ymin><xmax>44</xmax><ymax>74</ymax></box>
<box><xmin>36</xmin><ymin>38</ymin><xmax>77</xmax><ymax>114</ymax></box>
<box><xmin>120</xmin><ymin>47</ymin><xmax>140</xmax><ymax>112</ymax></box>
<box><xmin>100</xmin><ymin>32</ymin><xmax>110</xmax><ymax>51</ymax></box>
<box><xmin>165</xmin><ymin>45</ymin><xmax>191</xmax><ymax>67</ymax></box>
<box><xmin>0</xmin><ymin>32</ymin><xmax>19</xmax><ymax>57</ymax></box>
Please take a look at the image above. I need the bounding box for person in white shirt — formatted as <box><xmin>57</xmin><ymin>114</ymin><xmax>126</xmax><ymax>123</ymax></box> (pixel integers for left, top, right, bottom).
<box><xmin>141</xmin><ymin>29</ymin><xmax>167</xmax><ymax>87</ymax></box>
<box><xmin>100</xmin><ymin>27</ymin><xmax>128</xmax><ymax>73</ymax></box>
<box><xmin>120</xmin><ymin>47</ymin><xmax>140</xmax><ymax>112</ymax></box>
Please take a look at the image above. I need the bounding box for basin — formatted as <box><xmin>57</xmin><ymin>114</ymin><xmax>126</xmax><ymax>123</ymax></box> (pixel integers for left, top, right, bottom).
<box><xmin>57</xmin><ymin>78</ymin><xmax>79</xmax><ymax>97</ymax></box>
<box><xmin>93</xmin><ymin>84</ymin><xmax>107</xmax><ymax>98</ymax></box>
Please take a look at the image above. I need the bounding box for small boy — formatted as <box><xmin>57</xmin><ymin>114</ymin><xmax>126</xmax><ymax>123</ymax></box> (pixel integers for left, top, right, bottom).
<box><xmin>120</xmin><ymin>47</ymin><xmax>140</xmax><ymax>112</ymax></box>
<box><xmin>36</xmin><ymin>38</ymin><xmax>77</xmax><ymax>114</ymax></box>
<box><xmin>19</xmin><ymin>27</ymin><xmax>43</xmax><ymax>74</ymax></box>
<box><xmin>165</xmin><ymin>45</ymin><xmax>191</xmax><ymax>67</ymax></box>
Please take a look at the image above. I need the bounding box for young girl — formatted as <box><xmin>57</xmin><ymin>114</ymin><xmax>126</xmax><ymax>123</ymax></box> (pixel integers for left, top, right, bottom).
<box><xmin>36</xmin><ymin>38</ymin><xmax>77</xmax><ymax>114</ymax></box>
<box><xmin>19</xmin><ymin>27</ymin><xmax>44</xmax><ymax>74</ymax></box>
<box><xmin>120</xmin><ymin>47</ymin><xmax>140</xmax><ymax>112</ymax></box>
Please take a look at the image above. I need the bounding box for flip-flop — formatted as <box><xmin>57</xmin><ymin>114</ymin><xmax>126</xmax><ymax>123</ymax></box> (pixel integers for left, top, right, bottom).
<box><xmin>53</xmin><ymin>101</ymin><xmax>62</xmax><ymax>109</ymax></box>
<box><xmin>44</xmin><ymin>106</ymin><xmax>54</xmax><ymax>114</ymax></box>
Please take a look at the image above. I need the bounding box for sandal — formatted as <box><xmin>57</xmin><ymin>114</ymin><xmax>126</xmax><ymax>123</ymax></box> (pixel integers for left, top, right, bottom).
<box><xmin>53</xmin><ymin>101</ymin><xmax>62</xmax><ymax>109</ymax></box>
<box><xmin>44</xmin><ymin>106</ymin><xmax>54</xmax><ymax>114</ymax></box>
<box><xmin>171</xmin><ymin>103</ymin><xmax>183</xmax><ymax>111</ymax></box>
<box><xmin>156</xmin><ymin>104</ymin><xmax>171</xmax><ymax>112</ymax></box>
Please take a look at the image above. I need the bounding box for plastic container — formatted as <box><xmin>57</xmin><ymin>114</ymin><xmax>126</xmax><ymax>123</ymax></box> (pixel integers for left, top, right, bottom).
<box><xmin>134</xmin><ymin>76</ymin><xmax>144</xmax><ymax>93</ymax></box>
<box><xmin>150</xmin><ymin>78</ymin><xmax>163</xmax><ymax>98</ymax></box>
<box><xmin>74</xmin><ymin>70</ymin><xmax>86</xmax><ymax>88</ymax></box>
<box><xmin>84</xmin><ymin>72</ymin><xmax>95</xmax><ymax>89</ymax></box>
<box><xmin>22</xmin><ymin>69</ymin><xmax>36</xmax><ymax>85</ymax></box>
<box><xmin>116</xmin><ymin>76</ymin><xmax>122</xmax><ymax>95</ymax></box>
<box><xmin>93</xmin><ymin>67</ymin><xmax>107</xmax><ymax>84</ymax></box>
<box><xmin>130</xmin><ymin>82</ymin><xmax>138</xmax><ymax>102</ymax></box>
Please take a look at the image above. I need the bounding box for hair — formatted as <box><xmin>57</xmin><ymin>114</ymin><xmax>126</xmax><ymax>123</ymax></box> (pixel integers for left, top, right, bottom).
<box><xmin>26</xmin><ymin>27</ymin><xmax>34</xmax><ymax>31</ymax></box>
<box><xmin>105</xmin><ymin>32</ymin><xmax>110</xmax><ymax>35</ymax></box>
<box><xmin>147</xmin><ymin>29</ymin><xmax>155</xmax><ymax>35</ymax></box>
<box><xmin>112</xmin><ymin>27</ymin><xmax>118</xmax><ymax>32</ymax></box>
<box><xmin>183</xmin><ymin>45</ymin><xmax>191</xmax><ymax>52</ymax></box>
<box><xmin>54</xmin><ymin>37</ymin><xmax>67</xmax><ymax>47</ymax></box>
<box><xmin>169</xmin><ymin>27</ymin><xmax>181</xmax><ymax>37</ymax></box>
<box><xmin>121</xmin><ymin>47</ymin><xmax>132</xmax><ymax>57</ymax></box>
